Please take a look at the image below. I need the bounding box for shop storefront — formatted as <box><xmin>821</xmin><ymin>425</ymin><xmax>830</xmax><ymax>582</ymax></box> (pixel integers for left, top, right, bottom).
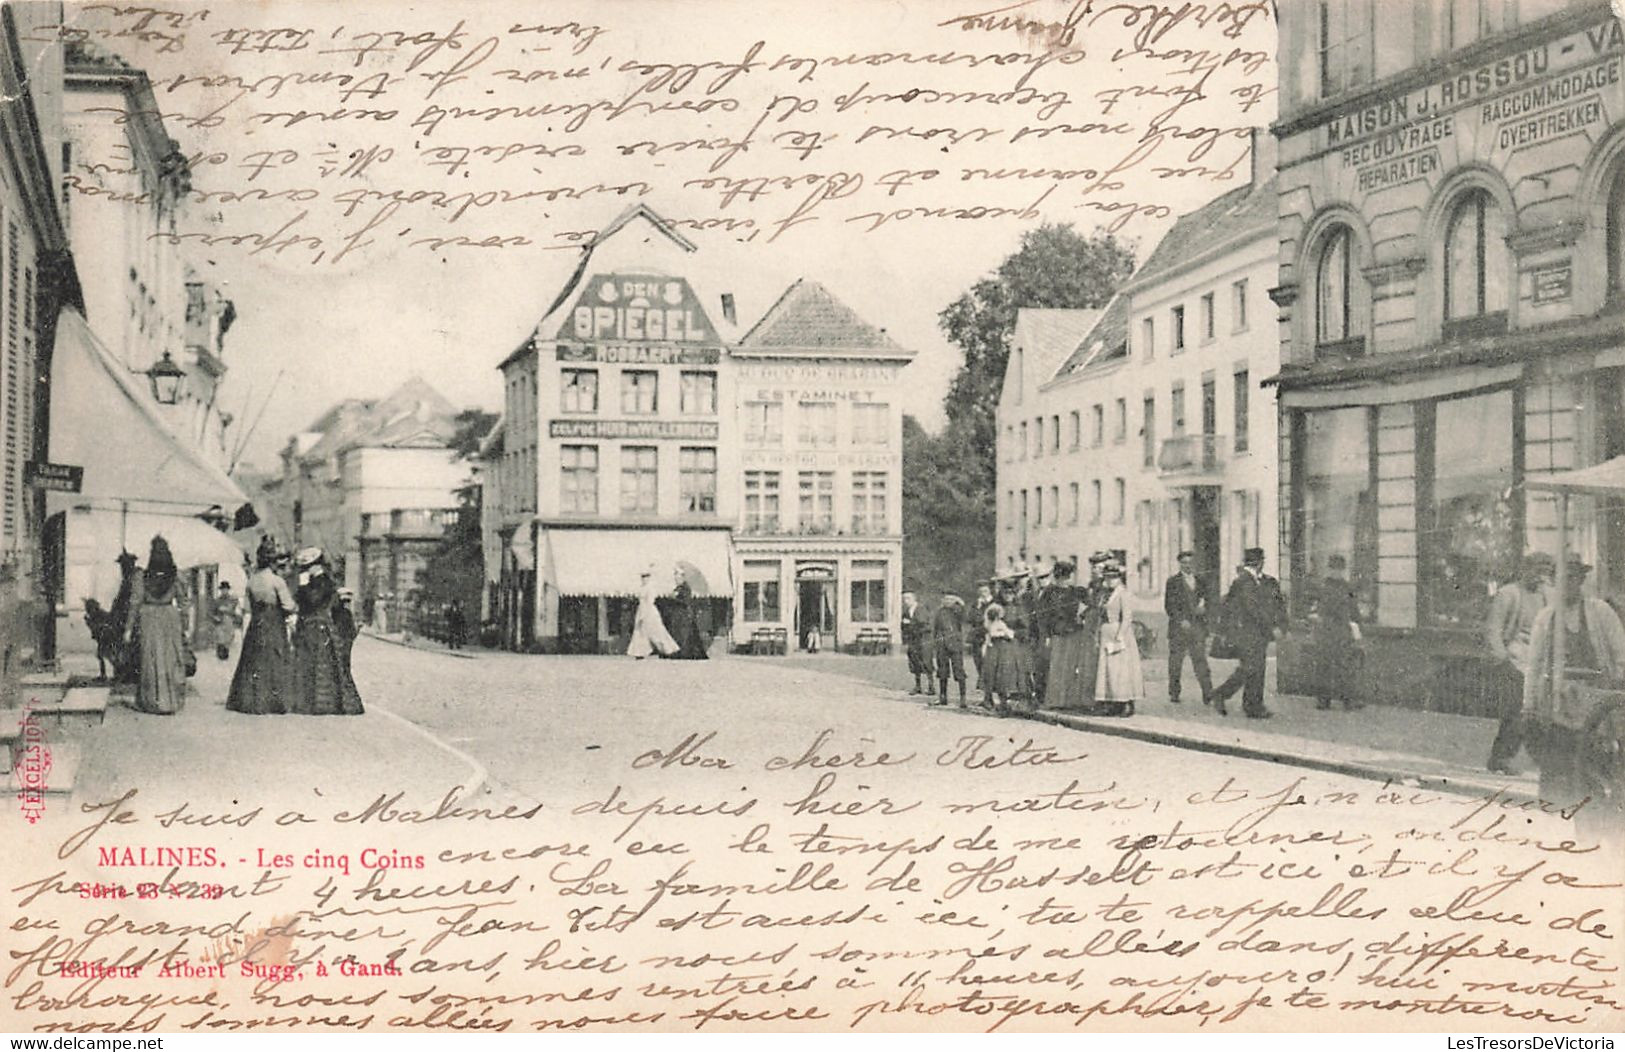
<box><xmin>1271</xmin><ymin>3</ymin><xmax>1625</xmax><ymax>711</ymax></box>
<box><xmin>47</xmin><ymin>309</ymin><xmax>255</xmax><ymax>656</ymax></box>
<box><xmin>1280</xmin><ymin>355</ymin><xmax>1625</xmax><ymax>709</ymax></box>
<box><xmin>731</xmin><ymin>544</ymin><xmax>898</xmax><ymax>653</ymax></box>
<box><xmin>538</xmin><ymin>525</ymin><xmax>733</xmax><ymax>654</ymax></box>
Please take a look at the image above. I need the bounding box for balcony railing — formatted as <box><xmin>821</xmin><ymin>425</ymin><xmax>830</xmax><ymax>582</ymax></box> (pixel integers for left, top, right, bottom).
<box><xmin>379</xmin><ymin>508</ymin><xmax>460</xmax><ymax>538</ymax></box>
<box><xmin>1158</xmin><ymin>433</ymin><xmax>1225</xmax><ymax>476</ymax></box>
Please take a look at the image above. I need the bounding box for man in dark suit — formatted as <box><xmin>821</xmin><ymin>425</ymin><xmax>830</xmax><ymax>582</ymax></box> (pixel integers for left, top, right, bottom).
<box><xmin>1163</xmin><ymin>550</ymin><xmax>1214</xmax><ymax>705</ymax></box>
<box><xmin>932</xmin><ymin>593</ymin><xmax>968</xmax><ymax>708</ymax></box>
<box><xmin>1211</xmin><ymin>547</ymin><xmax>1287</xmax><ymax>718</ymax></box>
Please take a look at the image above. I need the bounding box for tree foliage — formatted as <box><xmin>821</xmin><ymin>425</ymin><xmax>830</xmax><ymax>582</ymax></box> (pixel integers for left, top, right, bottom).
<box><xmin>903</xmin><ymin>224</ymin><xmax>1135</xmax><ymax>597</ymax></box>
<box><xmin>938</xmin><ymin>223</ymin><xmax>1136</xmax><ymax>490</ymax></box>
<box><xmin>419</xmin><ymin>409</ymin><xmax>499</xmax><ymax>620</ymax></box>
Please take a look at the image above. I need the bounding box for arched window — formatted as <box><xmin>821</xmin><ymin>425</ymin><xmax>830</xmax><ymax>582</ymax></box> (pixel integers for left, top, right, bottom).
<box><xmin>1608</xmin><ymin>166</ymin><xmax>1625</xmax><ymax>297</ymax></box>
<box><xmin>1443</xmin><ymin>190</ymin><xmax>1508</xmax><ymax>323</ymax></box>
<box><xmin>1313</xmin><ymin>224</ymin><xmax>1366</xmax><ymax>355</ymax></box>
<box><xmin>1316</xmin><ymin>226</ymin><xmax>1353</xmax><ymax>342</ymax></box>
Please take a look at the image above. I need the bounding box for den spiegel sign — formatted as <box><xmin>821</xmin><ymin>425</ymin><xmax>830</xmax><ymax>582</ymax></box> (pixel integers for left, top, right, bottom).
<box><xmin>558</xmin><ymin>273</ymin><xmax>723</xmax><ymax>346</ymax></box>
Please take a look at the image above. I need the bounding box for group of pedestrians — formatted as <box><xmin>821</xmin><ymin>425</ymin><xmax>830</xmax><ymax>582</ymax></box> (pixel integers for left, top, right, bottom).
<box><xmin>902</xmin><ymin>545</ymin><xmax>1300</xmax><ymax>720</ymax></box>
<box><xmin>90</xmin><ymin>534</ymin><xmax>361</xmax><ymax>717</ymax></box>
<box><xmin>901</xmin><ymin>550</ymin><xmax>1147</xmax><ymax>716</ymax></box>
<box><xmin>626</xmin><ymin>565</ymin><xmax>710</xmax><ymax>660</ymax></box>
<box><xmin>224</xmin><ymin>536</ymin><xmax>363</xmax><ymax>717</ymax></box>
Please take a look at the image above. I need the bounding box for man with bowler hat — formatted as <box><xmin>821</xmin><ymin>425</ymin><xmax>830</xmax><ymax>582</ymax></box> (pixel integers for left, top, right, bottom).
<box><xmin>1163</xmin><ymin>550</ymin><xmax>1214</xmax><ymax>705</ymax></box>
<box><xmin>1211</xmin><ymin>547</ymin><xmax>1286</xmax><ymax>718</ymax></box>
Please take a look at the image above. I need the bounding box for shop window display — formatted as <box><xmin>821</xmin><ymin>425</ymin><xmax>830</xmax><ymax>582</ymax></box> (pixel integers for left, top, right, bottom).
<box><xmin>1423</xmin><ymin>390</ymin><xmax>1516</xmax><ymax>628</ymax></box>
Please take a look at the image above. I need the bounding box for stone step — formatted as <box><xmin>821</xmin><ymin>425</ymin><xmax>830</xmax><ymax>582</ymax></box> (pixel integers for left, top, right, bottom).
<box><xmin>22</xmin><ymin>686</ymin><xmax>109</xmax><ymax>732</ymax></box>
<box><xmin>19</xmin><ymin>669</ymin><xmax>70</xmax><ymax>689</ymax></box>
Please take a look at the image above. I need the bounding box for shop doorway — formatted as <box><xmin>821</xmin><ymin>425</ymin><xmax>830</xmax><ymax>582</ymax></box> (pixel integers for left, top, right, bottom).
<box><xmin>1192</xmin><ymin>487</ymin><xmax>1222</xmax><ymax>590</ymax></box>
<box><xmin>796</xmin><ymin>573</ymin><xmax>835</xmax><ymax>651</ymax></box>
<box><xmin>558</xmin><ymin>595</ymin><xmax>598</xmax><ymax>654</ymax></box>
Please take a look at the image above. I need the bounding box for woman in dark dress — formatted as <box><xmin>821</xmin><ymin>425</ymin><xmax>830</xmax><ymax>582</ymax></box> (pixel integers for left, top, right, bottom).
<box><xmin>334</xmin><ymin>587</ymin><xmax>362</xmax><ymax>698</ymax></box>
<box><xmin>1041</xmin><ymin>561</ymin><xmax>1094</xmax><ymax>711</ymax></box>
<box><xmin>132</xmin><ymin>536</ymin><xmax>189</xmax><ymax>715</ymax></box>
<box><xmin>289</xmin><ymin>548</ymin><xmax>364</xmax><ymax>715</ymax></box>
<box><xmin>663</xmin><ymin>580</ymin><xmax>709</xmax><ymax>660</ymax></box>
<box><xmin>1309</xmin><ymin>554</ymin><xmax>1364</xmax><ymax>710</ymax></box>
<box><xmin>227</xmin><ymin>536</ymin><xmax>295</xmax><ymax>715</ymax></box>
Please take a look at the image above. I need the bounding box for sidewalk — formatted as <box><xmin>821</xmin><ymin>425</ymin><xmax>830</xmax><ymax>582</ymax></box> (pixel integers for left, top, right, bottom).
<box><xmin>360</xmin><ymin>626</ymin><xmax>480</xmax><ymax>659</ymax></box>
<box><xmin>775</xmin><ymin>650</ymin><xmax>1541</xmax><ymax>801</ymax></box>
<box><xmin>51</xmin><ymin>644</ymin><xmax>482</xmax><ymax>812</ymax></box>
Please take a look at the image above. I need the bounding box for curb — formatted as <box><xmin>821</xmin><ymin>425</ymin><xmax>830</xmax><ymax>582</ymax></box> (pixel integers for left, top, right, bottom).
<box><xmin>359</xmin><ymin>629</ymin><xmax>479</xmax><ymax>660</ymax></box>
<box><xmin>1029</xmin><ymin>707</ymin><xmax>1540</xmax><ymax>804</ymax></box>
<box><xmin>368</xmin><ymin>700</ymin><xmax>491</xmax><ymax>798</ymax></box>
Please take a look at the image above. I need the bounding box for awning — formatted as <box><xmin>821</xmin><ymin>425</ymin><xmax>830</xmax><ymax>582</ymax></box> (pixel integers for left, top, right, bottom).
<box><xmin>1277</xmin><ymin>363</ymin><xmax>1523</xmax><ymax>409</ymax></box>
<box><xmin>544</xmin><ymin>527</ymin><xmax>733</xmax><ymax>597</ymax></box>
<box><xmin>116</xmin><ymin>511</ymin><xmax>253</xmax><ymax>590</ymax></box>
<box><xmin>46</xmin><ymin>307</ymin><xmax>251</xmax><ymax>517</ymax></box>
<box><xmin>1527</xmin><ymin>455</ymin><xmax>1625</xmax><ymax>497</ymax></box>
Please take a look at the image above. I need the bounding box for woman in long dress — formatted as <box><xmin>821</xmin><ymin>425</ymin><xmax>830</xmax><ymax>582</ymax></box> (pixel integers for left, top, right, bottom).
<box><xmin>627</xmin><ymin>569</ymin><xmax>679</xmax><ymax>658</ymax></box>
<box><xmin>132</xmin><ymin>536</ymin><xmax>189</xmax><ymax>715</ymax></box>
<box><xmin>1041</xmin><ymin>561</ymin><xmax>1094</xmax><ymax>710</ymax></box>
<box><xmin>289</xmin><ymin>548</ymin><xmax>364</xmax><ymax>715</ymax></box>
<box><xmin>227</xmin><ymin>537</ymin><xmax>295</xmax><ymax>715</ymax></box>
<box><xmin>664</xmin><ymin>579</ymin><xmax>709</xmax><ymax>660</ymax></box>
<box><xmin>979</xmin><ymin>602</ymin><xmax>1030</xmax><ymax>715</ymax></box>
<box><xmin>1095</xmin><ymin>563</ymin><xmax>1145</xmax><ymax>711</ymax></box>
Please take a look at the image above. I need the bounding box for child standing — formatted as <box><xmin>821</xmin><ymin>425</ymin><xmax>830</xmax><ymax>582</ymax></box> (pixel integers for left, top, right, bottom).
<box><xmin>980</xmin><ymin>602</ymin><xmax>1031</xmax><ymax>715</ymax></box>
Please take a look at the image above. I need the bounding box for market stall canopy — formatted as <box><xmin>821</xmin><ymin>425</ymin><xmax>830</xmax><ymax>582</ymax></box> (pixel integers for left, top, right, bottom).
<box><xmin>544</xmin><ymin>528</ymin><xmax>733</xmax><ymax>598</ymax></box>
<box><xmin>47</xmin><ymin>307</ymin><xmax>251</xmax><ymax>516</ymax></box>
<box><xmin>1526</xmin><ymin>456</ymin><xmax>1625</xmax><ymax>497</ymax></box>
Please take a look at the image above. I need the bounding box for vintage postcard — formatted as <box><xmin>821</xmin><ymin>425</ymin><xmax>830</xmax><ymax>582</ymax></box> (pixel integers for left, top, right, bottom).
<box><xmin>2</xmin><ymin>0</ymin><xmax>1624</xmax><ymax>1036</ymax></box>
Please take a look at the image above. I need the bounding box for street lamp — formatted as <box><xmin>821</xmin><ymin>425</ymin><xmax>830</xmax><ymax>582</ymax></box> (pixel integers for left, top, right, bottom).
<box><xmin>145</xmin><ymin>351</ymin><xmax>186</xmax><ymax>405</ymax></box>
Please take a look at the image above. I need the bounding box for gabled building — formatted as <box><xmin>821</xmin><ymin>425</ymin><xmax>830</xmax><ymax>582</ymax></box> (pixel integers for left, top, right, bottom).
<box><xmin>731</xmin><ymin>279</ymin><xmax>912</xmax><ymax>652</ymax></box>
<box><xmin>995</xmin><ymin>158</ymin><xmax>1279</xmax><ymax>626</ymax></box>
<box><xmin>493</xmin><ymin>205</ymin><xmax>739</xmax><ymax>653</ymax></box>
<box><xmin>489</xmin><ymin>205</ymin><xmax>916</xmax><ymax>654</ymax></box>
<box><xmin>269</xmin><ymin>377</ymin><xmax>467</xmax><ymax>619</ymax></box>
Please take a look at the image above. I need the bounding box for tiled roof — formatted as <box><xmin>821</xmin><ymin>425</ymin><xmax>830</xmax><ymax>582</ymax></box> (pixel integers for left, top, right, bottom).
<box><xmin>1131</xmin><ymin>176</ymin><xmax>1276</xmax><ymax>290</ymax></box>
<box><xmin>1013</xmin><ymin>308</ymin><xmax>1101</xmax><ymax>382</ymax></box>
<box><xmin>1052</xmin><ymin>293</ymin><xmax>1131</xmax><ymax>378</ymax></box>
<box><xmin>297</xmin><ymin>377</ymin><xmax>458</xmax><ymax>462</ymax></box>
<box><xmin>738</xmin><ymin>279</ymin><xmax>907</xmax><ymax>354</ymax></box>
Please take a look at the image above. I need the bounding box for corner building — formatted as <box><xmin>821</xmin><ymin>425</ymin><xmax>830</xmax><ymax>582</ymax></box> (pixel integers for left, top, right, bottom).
<box><xmin>493</xmin><ymin>207</ymin><xmax>739</xmax><ymax>654</ymax></box>
<box><xmin>1273</xmin><ymin>1</ymin><xmax>1625</xmax><ymax>707</ymax></box>
<box><xmin>730</xmin><ymin>280</ymin><xmax>910</xmax><ymax>654</ymax></box>
<box><xmin>490</xmin><ymin>206</ymin><xmax>912</xmax><ymax>654</ymax></box>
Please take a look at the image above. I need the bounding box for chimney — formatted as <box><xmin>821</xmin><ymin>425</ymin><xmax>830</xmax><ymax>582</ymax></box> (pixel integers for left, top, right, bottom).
<box><xmin>1250</xmin><ymin>126</ymin><xmax>1277</xmax><ymax>187</ymax></box>
<box><xmin>720</xmin><ymin>294</ymin><xmax>736</xmax><ymax>326</ymax></box>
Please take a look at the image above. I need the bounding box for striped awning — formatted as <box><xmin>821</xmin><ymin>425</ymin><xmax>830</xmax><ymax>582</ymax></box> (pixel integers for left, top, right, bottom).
<box><xmin>544</xmin><ymin>527</ymin><xmax>733</xmax><ymax>597</ymax></box>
